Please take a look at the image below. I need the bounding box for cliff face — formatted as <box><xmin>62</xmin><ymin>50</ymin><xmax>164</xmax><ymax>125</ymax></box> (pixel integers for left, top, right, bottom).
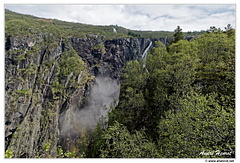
<box><xmin>5</xmin><ymin>33</ymin><xmax>152</xmax><ymax>157</ymax></box>
<box><xmin>70</xmin><ymin>37</ymin><xmax>151</xmax><ymax>78</ymax></box>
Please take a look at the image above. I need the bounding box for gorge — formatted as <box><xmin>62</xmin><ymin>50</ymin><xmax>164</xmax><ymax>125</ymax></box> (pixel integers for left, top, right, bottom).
<box><xmin>5</xmin><ymin>32</ymin><xmax>156</xmax><ymax>157</ymax></box>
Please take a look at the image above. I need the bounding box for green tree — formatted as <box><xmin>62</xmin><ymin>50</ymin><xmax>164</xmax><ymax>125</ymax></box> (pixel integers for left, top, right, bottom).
<box><xmin>108</xmin><ymin>60</ymin><xmax>148</xmax><ymax>133</ymax></box>
<box><xmin>77</xmin><ymin>124</ymin><xmax>104</xmax><ymax>158</ymax></box>
<box><xmin>195</xmin><ymin>31</ymin><xmax>235</xmax><ymax>97</ymax></box>
<box><xmin>158</xmin><ymin>91</ymin><xmax>235</xmax><ymax>158</ymax></box>
<box><xmin>224</xmin><ymin>24</ymin><xmax>234</xmax><ymax>37</ymax></box>
<box><xmin>145</xmin><ymin>40</ymin><xmax>198</xmax><ymax>112</ymax></box>
<box><xmin>100</xmin><ymin>121</ymin><xmax>159</xmax><ymax>158</ymax></box>
<box><xmin>172</xmin><ymin>26</ymin><xmax>184</xmax><ymax>43</ymax></box>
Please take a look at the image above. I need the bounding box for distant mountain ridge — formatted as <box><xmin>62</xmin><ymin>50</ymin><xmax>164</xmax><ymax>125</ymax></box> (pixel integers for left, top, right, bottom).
<box><xmin>5</xmin><ymin>9</ymin><xmax>203</xmax><ymax>40</ymax></box>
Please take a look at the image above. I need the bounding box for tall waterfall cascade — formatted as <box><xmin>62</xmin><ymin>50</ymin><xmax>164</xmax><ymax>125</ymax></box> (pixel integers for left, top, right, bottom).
<box><xmin>142</xmin><ymin>41</ymin><xmax>152</xmax><ymax>68</ymax></box>
<box><xmin>142</xmin><ymin>41</ymin><xmax>152</xmax><ymax>59</ymax></box>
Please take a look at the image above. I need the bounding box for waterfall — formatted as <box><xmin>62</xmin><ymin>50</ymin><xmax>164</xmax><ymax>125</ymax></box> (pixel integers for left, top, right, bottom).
<box><xmin>142</xmin><ymin>41</ymin><xmax>152</xmax><ymax>59</ymax></box>
<box><xmin>142</xmin><ymin>41</ymin><xmax>152</xmax><ymax>68</ymax></box>
<box><xmin>113</xmin><ymin>28</ymin><xmax>117</xmax><ymax>33</ymax></box>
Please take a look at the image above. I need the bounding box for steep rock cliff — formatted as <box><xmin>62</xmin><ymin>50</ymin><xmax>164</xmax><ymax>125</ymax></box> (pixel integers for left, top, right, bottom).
<box><xmin>70</xmin><ymin>37</ymin><xmax>151</xmax><ymax>78</ymax></box>
<box><xmin>5</xmin><ymin>33</ymin><xmax>152</xmax><ymax>157</ymax></box>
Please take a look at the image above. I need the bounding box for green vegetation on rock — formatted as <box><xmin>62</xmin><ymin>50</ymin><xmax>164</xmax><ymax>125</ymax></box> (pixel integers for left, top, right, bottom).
<box><xmin>5</xmin><ymin>8</ymin><xmax>235</xmax><ymax>158</ymax></box>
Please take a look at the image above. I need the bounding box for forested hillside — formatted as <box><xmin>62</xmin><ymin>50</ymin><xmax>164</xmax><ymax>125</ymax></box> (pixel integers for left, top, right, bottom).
<box><xmin>104</xmin><ymin>28</ymin><xmax>235</xmax><ymax>158</ymax></box>
<box><xmin>5</xmin><ymin>9</ymin><xmax>235</xmax><ymax>158</ymax></box>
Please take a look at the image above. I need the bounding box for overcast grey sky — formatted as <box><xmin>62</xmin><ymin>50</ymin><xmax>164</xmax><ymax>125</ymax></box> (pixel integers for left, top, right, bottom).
<box><xmin>5</xmin><ymin>4</ymin><xmax>235</xmax><ymax>32</ymax></box>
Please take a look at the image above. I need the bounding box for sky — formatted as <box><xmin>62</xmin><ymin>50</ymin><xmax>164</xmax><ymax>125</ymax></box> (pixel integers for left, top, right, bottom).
<box><xmin>4</xmin><ymin>4</ymin><xmax>235</xmax><ymax>32</ymax></box>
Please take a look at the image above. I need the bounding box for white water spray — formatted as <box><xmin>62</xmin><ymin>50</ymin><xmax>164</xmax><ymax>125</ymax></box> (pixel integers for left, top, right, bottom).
<box><xmin>60</xmin><ymin>76</ymin><xmax>120</xmax><ymax>137</ymax></box>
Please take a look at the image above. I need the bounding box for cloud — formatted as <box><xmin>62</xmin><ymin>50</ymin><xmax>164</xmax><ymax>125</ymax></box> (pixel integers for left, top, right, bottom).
<box><xmin>5</xmin><ymin>4</ymin><xmax>235</xmax><ymax>31</ymax></box>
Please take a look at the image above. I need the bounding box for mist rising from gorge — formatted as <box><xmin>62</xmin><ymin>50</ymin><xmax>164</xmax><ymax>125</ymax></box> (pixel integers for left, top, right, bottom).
<box><xmin>59</xmin><ymin>76</ymin><xmax>120</xmax><ymax>137</ymax></box>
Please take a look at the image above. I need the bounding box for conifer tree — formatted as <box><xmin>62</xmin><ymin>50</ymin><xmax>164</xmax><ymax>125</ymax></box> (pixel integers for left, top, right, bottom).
<box><xmin>172</xmin><ymin>26</ymin><xmax>184</xmax><ymax>43</ymax></box>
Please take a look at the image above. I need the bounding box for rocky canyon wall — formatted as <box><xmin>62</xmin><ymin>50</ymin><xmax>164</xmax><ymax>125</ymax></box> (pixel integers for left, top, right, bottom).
<box><xmin>5</xmin><ymin>33</ymin><xmax>152</xmax><ymax>157</ymax></box>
